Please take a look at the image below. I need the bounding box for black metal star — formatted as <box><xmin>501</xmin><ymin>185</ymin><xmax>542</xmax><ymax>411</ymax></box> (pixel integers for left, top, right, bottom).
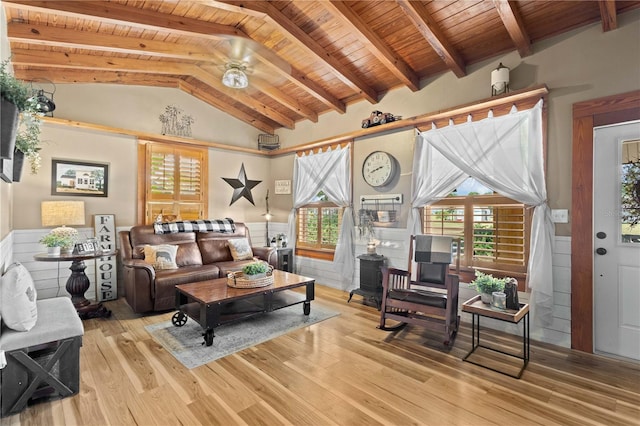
<box><xmin>222</xmin><ymin>163</ymin><xmax>261</xmax><ymax>205</ymax></box>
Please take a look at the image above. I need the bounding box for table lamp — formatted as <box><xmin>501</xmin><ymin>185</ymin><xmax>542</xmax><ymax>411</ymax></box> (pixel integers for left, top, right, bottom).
<box><xmin>41</xmin><ymin>200</ymin><xmax>85</xmax><ymax>240</ymax></box>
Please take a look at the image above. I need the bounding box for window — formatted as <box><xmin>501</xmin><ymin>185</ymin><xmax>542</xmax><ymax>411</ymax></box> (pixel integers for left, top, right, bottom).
<box><xmin>140</xmin><ymin>141</ymin><xmax>208</xmax><ymax>224</ymax></box>
<box><xmin>422</xmin><ymin>178</ymin><xmax>531</xmax><ymax>280</ymax></box>
<box><xmin>297</xmin><ymin>192</ymin><xmax>342</xmax><ymax>258</ymax></box>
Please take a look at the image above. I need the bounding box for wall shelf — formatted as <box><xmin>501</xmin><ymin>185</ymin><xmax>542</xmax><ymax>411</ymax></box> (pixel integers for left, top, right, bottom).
<box><xmin>359</xmin><ymin>194</ymin><xmax>403</xmax><ymax>226</ymax></box>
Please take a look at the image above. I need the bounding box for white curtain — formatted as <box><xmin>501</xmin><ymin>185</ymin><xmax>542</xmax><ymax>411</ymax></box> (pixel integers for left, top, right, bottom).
<box><xmin>413</xmin><ymin>100</ymin><xmax>555</xmax><ymax>326</ymax></box>
<box><xmin>287</xmin><ymin>145</ymin><xmax>355</xmax><ymax>282</ymax></box>
<box><xmin>408</xmin><ymin>133</ymin><xmax>468</xmax><ymax>235</ymax></box>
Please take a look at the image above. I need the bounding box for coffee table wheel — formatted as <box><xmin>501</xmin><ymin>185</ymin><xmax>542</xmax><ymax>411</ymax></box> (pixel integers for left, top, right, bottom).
<box><xmin>303</xmin><ymin>302</ymin><xmax>311</xmax><ymax>315</ymax></box>
<box><xmin>172</xmin><ymin>311</ymin><xmax>188</xmax><ymax>327</ymax></box>
<box><xmin>203</xmin><ymin>329</ymin><xmax>214</xmax><ymax>346</ymax></box>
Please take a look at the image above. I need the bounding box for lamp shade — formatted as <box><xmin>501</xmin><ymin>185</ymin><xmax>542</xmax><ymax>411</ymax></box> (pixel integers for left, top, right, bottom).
<box><xmin>41</xmin><ymin>201</ymin><xmax>85</xmax><ymax>227</ymax></box>
<box><xmin>491</xmin><ymin>62</ymin><xmax>510</xmax><ymax>96</ymax></box>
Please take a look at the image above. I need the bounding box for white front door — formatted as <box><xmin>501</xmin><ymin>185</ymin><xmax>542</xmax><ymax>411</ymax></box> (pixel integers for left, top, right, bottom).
<box><xmin>593</xmin><ymin>121</ymin><xmax>640</xmax><ymax>360</ymax></box>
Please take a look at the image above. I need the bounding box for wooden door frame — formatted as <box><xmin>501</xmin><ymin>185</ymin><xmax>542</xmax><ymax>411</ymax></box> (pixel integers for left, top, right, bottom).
<box><xmin>571</xmin><ymin>90</ymin><xmax>640</xmax><ymax>352</ymax></box>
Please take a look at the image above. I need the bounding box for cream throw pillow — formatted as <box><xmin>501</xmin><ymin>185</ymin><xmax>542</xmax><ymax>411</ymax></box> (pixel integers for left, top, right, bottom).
<box><xmin>227</xmin><ymin>238</ymin><xmax>253</xmax><ymax>261</ymax></box>
<box><xmin>143</xmin><ymin>244</ymin><xmax>179</xmax><ymax>270</ymax></box>
<box><xmin>1</xmin><ymin>262</ymin><xmax>38</xmax><ymax>332</ymax></box>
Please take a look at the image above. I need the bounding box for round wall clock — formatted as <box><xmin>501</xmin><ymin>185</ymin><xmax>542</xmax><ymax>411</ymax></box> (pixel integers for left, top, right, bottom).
<box><xmin>362</xmin><ymin>151</ymin><xmax>397</xmax><ymax>187</ymax></box>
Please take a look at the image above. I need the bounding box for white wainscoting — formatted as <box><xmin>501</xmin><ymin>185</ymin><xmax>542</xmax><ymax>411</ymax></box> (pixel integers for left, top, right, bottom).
<box><xmin>11</xmin><ymin>227</ymin><xmax>129</xmax><ymax>301</ymax></box>
<box><xmin>9</xmin><ymin>223</ymin><xmax>572</xmax><ymax>348</ymax></box>
<box><xmin>273</xmin><ymin>221</ymin><xmax>572</xmax><ymax>349</ymax></box>
<box><xmin>1</xmin><ymin>231</ymin><xmax>13</xmax><ymax>274</ymax></box>
<box><xmin>13</xmin><ymin>228</ymin><xmax>97</xmax><ymax>300</ymax></box>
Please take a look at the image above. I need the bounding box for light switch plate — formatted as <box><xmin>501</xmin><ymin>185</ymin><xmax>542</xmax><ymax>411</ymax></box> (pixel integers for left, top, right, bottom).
<box><xmin>551</xmin><ymin>209</ymin><xmax>569</xmax><ymax>223</ymax></box>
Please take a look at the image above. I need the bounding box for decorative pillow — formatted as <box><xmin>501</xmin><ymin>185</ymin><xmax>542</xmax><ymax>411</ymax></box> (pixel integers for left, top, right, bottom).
<box><xmin>227</xmin><ymin>238</ymin><xmax>253</xmax><ymax>261</ymax></box>
<box><xmin>143</xmin><ymin>244</ymin><xmax>179</xmax><ymax>270</ymax></box>
<box><xmin>0</xmin><ymin>262</ymin><xmax>38</xmax><ymax>332</ymax></box>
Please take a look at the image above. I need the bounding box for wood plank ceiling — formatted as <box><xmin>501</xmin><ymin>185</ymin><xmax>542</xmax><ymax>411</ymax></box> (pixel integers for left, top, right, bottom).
<box><xmin>3</xmin><ymin>0</ymin><xmax>639</xmax><ymax>134</ymax></box>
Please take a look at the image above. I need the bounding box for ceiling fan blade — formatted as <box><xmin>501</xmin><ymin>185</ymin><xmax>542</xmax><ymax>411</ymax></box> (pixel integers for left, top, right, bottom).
<box><xmin>218</xmin><ymin>36</ymin><xmax>292</xmax><ymax>77</ymax></box>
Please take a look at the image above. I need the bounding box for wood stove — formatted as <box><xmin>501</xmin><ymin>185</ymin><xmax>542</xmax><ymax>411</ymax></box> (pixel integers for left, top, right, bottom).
<box><xmin>348</xmin><ymin>253</ymin><xmax>385</xmax><ymax>309</ymax></box>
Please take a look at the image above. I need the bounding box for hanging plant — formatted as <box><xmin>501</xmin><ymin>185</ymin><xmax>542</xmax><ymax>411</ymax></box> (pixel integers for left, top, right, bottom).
<box><xmin>0</xmin><ymin>59</ymin><xmax>43</xmax><ymax>174</ymax></box>
<box><xmin>14</xmin><ymin>99</ymin><xmax>43</xmax><ymax>174</ymax></box>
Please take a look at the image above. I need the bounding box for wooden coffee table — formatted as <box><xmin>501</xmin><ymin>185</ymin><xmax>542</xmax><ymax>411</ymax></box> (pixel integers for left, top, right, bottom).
<box><xmin>172</xmin><ymin>270</ymin><xmax>315</xmax><ymax>346</ymax></box>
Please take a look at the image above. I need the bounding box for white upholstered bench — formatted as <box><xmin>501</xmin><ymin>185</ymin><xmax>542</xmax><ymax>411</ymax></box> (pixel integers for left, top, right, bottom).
<box><xmin>0</xmin><ymin>297</ymin><xmax>84</xmax><ymax>417</ymax></box>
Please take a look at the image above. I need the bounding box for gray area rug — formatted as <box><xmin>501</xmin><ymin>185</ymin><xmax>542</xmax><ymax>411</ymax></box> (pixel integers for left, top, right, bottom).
<box><xmin>145</xmin><ymin>303</ymin><xmax>339</xmax><ymax>369</ymax></box>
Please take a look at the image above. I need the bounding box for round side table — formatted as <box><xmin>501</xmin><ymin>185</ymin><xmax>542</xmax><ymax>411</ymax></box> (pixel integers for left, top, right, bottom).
<box><xmin>34</xmin><ymin>250</ymin><xmax>116</xmax><ymax>319</ymax></box>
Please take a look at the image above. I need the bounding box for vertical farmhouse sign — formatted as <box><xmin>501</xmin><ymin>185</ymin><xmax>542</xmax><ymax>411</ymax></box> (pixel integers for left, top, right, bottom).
<box><xmin>94</xmin><ymin>214</ymin><xmax>117</xmax><ymax>302</ymax></box>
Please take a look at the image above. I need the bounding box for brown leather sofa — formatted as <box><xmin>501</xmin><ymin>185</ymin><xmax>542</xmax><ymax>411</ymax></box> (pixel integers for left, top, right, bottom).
<box><xmin>118</xmin><ymin>223</ymin><xmax>276</xmax><ymax>313</ymax></box>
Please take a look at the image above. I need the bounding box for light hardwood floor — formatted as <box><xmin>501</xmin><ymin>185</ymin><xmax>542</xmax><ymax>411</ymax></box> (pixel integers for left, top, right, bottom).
<box><xmin>5</xmin><ymin>285</ymin><xmax>640</xmax><ymax>425</ymax></box>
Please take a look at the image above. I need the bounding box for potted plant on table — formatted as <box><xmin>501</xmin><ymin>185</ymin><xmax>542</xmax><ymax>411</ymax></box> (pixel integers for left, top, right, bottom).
<box><xmin>39</xmin><ymin>233</ymin><xmax>73</xmax><ymax>257</ymax></box>
<box><xmin>469</xmin><ymin>270</ymin><xmax>507</xmax><ymax>304</ymax></box>
<box><xmin>242</xmin><ymin>261</ymin><xmax>270</xmax><ymax>280</ymax></box>
<box><xmin>0</xmin><ymin>59</ymin><xmax>43</xmax><ymax>179</ymax></box>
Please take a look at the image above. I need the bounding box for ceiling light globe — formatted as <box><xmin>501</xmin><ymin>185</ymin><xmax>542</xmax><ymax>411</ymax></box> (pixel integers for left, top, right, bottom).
<box><xmin>222</xmin><ymin>68</ymin><xmax>249</xmax><ymax>89</ymax></box>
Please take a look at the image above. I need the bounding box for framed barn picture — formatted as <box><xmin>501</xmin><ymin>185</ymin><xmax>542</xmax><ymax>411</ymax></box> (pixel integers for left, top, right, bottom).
<box><xmin>51</xmin><ymin>159</ymin><xmax>109</xmax><ymax>197</ymax></box>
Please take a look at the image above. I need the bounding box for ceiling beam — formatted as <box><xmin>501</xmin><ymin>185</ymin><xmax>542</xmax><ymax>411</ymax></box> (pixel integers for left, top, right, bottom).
<box><xmin>10</xmin><ymin>22</ymin><xmax>316</xmax><ymax>123</ymax></box>
<box><xmin>10</xmin><ymin>48</ymin><xmax>193</xmax><ymax>74</ymax></box>
<box><xmin>598</xmin><ymin>0</ymin><xmax>618</xmax><ymax>32</ymax></box>
<box><xmin>14</xmin><ymin>68</ymin><xmax>180</xmax><ymax>87</ymax></box>
<box><xmin>179</xmin><ymin>80</ymin><xmax>276</xmax><ymax>135</ymax></box>
<box><xmin>218</xmin><ymin>0</ymin><xmax>380</xmax><ymax>104</ymax></box>
<box><xmin>2</xmin><ymin>0</ymin><xmax>244</xmax><ymax>39</ymax></box>
<box><xmin>16</xmin><ymin>67</ymin><xmax>277</xmax><ymax>133</ymax></box>
<box><xmin>191</xmin><ymin>67</ymin><xmax>295</xmax><ymax>129</ymax></box>
<box><xmin>5</xmin><ymin>0</ymin><xmax>345</xmax><ymax>116</ymax></box>
<box><xmin>10</xmin><ymin>48</ymin><xmax>296</xmax><ymax>129</ymax></box>
<box><xmin>7</xmin><ymin>21</ymin><xmax>217</xmax><ymax>62</ymax></box>
<box><xmin>324</xmin><ymin>1</ymin><xmax>420</xmax><ymax>92</ymax></box>
<box><xmin>247</xmin><ymin>76</ymin><xmax>318</xmax><ymax>123</ymax></box>
<box><xmin>493</xmin><ymin>0</ymin><xmax>532</xmax><ymax>57</ymax></box>
<box><xmin>396</xmin><ymin>0</ymin><xmax>466</xmax><ymax>78</ymax></box>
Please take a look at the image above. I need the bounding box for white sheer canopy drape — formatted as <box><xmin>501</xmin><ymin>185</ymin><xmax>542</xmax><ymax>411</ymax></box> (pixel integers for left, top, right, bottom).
<box><xmin>410</xmin><ymin>100</ymin><xmax>555</xmax><ymax>326</ymax></box>
<box><xmin>286</xmin><ymin>145</ymin><xmax>355</xmax><ymax>282</ymax></box>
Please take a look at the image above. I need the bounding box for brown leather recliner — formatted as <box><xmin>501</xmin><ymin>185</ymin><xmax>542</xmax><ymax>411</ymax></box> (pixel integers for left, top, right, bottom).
<box><xmin>118</xmin><ymin>222</ymin><xmax>277</xmax><ymax>313</ymax></box>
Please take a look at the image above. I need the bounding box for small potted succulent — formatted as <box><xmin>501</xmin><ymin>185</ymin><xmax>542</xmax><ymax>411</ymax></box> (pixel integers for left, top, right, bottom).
<box><xmin>469</xmin><ymin>270</ymin><xmax>507</xmax><ymax>304</ymax></box>
<box><xmin>39</xmin><ymin>233</ymin><xmax>73</xmax><ymax>256</ymax></box>
<box><xmin>242</xmin><ymin>261</ymin><xmax>270</xmax><ymax>280</ymax></box>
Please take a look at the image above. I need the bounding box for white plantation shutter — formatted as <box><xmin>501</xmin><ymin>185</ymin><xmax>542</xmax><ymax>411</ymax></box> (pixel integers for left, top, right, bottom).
<box><xmin>149</xmin><ymin>147</ymin><xmax>176</xmax><ymax>199</ymax></box>
<box><xmin>144</xmin><ymin>142</ymin><xmax>207</xmax><ymax>224</ymax></box>
<box><xmin>423</xmin><ymin>195</ymin><xmax>530</xmax><ymax>274</ymax></box>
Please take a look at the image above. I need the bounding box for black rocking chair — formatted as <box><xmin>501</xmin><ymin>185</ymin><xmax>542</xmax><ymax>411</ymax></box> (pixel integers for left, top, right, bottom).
<box><xmin>379</xmin><ymin>235</ymin><xmax>460</xmax><ymax>346</ymax></box>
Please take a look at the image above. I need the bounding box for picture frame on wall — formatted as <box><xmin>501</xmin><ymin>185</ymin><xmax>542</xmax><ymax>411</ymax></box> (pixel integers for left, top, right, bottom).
<box><xmin>51</xmin><ymin>159</ymin><xmax>109</xmax><ymax>197</ymax></box>
<box><xmin>275</xmin><ymin>179</ymin><xmax>291</xmax><ymax>194</ymax></box>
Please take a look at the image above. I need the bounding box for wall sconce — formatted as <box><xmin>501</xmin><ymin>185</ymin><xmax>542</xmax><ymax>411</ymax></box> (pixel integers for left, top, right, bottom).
<box><xmin>29</xmin><ymin>80</ymin><xmax>57</xmax><ymax>117</ymax></box>
<box><xmin>41</xmin><ymin>200</ymin><xmax>85</xmax><ymax>239</ymax></box>
<box><xmin>491</xmin><ymin>62</ymin><xmax>510</xmax><ymax>96</ymax></box>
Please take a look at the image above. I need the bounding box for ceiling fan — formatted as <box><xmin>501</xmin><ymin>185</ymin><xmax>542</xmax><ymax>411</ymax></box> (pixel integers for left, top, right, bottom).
<box><xmin>221</xmin><ymin>62</ymin><xmax>250</xmax><ymax>89</ymax></box>
<box><xmin>210</xmin><ymin>36</ymin><xmax>291</xmax><ymax>91</ymax></box>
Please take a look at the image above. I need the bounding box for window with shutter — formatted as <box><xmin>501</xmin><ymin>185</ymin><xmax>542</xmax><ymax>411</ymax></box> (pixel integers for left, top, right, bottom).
<box><xmin>297</xmin><ymin>192</ymin><xmax>342</xmax><ymax>256</ymax></box>
<box><xmin>142</xmin><ymin>142</ymin><xmax>208</xmax><ymax>224</ymax></box>
<box><xmin>422</xmin><ymin>178</ymin><xmax>531</xmax><ymax>280</ymax></box>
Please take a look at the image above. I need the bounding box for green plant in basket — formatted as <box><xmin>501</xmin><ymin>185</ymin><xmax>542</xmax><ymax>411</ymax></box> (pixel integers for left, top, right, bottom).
<box><xmin>242</xmin><ymin>262</ymin><xmax>269</xmax><ymax>277</ymax></box>
<box><xmin>469</xmin><ymin>270</ymin><xmax>506</xmax><ymax>294</ymax></box>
